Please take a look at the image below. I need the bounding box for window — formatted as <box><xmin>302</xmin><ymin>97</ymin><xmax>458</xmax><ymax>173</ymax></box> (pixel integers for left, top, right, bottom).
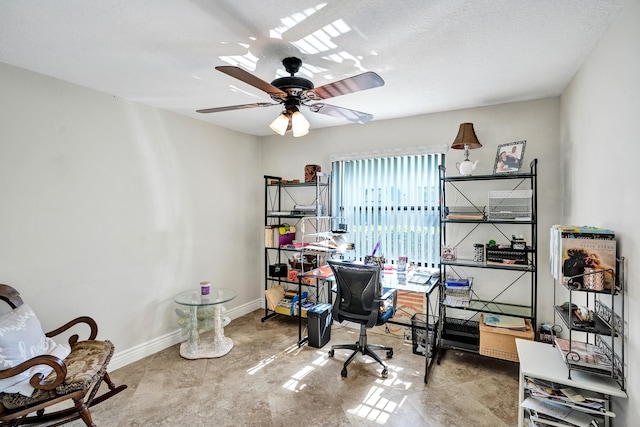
<box><xmin>332</xmin><ymin>152</ymin><xmax>443</xmax><ymax>267</ymax></box>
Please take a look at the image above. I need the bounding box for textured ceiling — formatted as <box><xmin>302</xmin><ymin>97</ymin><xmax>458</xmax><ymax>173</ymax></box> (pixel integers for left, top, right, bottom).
<box><xmin>0</xmin><ymin>0</ymin><xmax>627</xmax><ymax>136</ymax></box>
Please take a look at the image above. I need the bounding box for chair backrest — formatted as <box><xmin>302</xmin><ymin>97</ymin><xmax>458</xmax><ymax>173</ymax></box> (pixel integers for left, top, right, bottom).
<box><xmin>0</xmin><ymin>284</ymin><xmax>23</xmax><ymax>307</ymax></box>
<box><xmin>328</xmin><ymin>260</ymin><xmax>381</xmax><ymax>328</ymax></box>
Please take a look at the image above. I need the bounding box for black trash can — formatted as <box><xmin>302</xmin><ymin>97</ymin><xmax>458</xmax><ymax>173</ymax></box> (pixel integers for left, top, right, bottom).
<box><xmin>307</xmin><ymin>303</ymin><xmax>332</xmax><ymax>348</ymax></box>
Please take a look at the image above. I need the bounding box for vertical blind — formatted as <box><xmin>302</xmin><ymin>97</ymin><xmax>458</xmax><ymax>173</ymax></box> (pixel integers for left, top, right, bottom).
<box><xmin>332</xmin><ymin>153</ymin><xmax>443</xmax><ymax>267</ymax></box>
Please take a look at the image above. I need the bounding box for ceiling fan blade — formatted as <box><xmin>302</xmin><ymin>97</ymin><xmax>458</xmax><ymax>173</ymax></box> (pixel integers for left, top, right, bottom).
<box><xmin>215</xmin><ymin>66</ymin><xmax>287</xmax><ymax>99</ymax></box>
<box><xmin>306</xmin><ymin>72</ymin><xmax>384</xmax><ymax>100</ymax></box>
<box><xmin>306</xmin><ymin>103</ymin><xmax>374</xmax><ymax>124</ymax></box>
<box><xmin>196</xmin><ymin>102</ymin><xmax>279</xmax><ymax>114</ymax></box>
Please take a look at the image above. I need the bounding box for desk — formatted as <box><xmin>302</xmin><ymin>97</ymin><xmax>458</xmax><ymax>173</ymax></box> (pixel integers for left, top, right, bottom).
<box><xmin>305</xmin><ymin>265</ymin><xmax>440</xmax><ymax>383</ymax></box>
<box><xmin>174</xmin><ymin>288</ymin><xmax>237</xmax><ymax>359</ymax></box>
<box><xmin>382</xmin><ymin>271</ymin><xmax>440</xmax><ymax>384</ymax></box>
<box><xmin>516</xmin><ymin>339</ymin><xmax>626</xmax><ymax>427</ymax></box>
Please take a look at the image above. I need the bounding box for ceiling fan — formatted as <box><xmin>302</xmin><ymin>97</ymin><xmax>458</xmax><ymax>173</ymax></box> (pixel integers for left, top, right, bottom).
<box><xmin>196</xmin><ymin>57</ymin><xmax>385</xmax><ymax>137</ymax></box>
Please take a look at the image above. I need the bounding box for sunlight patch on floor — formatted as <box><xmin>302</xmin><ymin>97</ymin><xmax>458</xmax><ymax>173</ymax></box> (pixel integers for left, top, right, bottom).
<box><xmin>247</xmin><ymin>354</ymin><xmax>277</xmax><ymax>375</ymax></box>
<box><xmin>282</xmin><ymin>364</ymin><xmax>315</xmax><ymax>392</ymax></box>
<box><xmin>347</xmin><ymin>385</ymin><xmax>403</xmax><ymax>424</ymax></box>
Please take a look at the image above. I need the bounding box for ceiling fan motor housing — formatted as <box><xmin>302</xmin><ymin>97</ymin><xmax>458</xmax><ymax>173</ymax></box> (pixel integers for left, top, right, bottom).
<box><xmin>269</xmin><ymin>57</ymin><xmax>314</xmax><ymax>100</ymax></box>
<box><xmin>270</xmin><ymin>75</ymin><xmax>314</xmax><ymax>90</ymax></box>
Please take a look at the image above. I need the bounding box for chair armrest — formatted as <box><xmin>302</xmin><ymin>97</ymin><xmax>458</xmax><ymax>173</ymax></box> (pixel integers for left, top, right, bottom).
<box><xmin>45</xmin><ymin>316</ymin><xmax>99</xmax><ymax>346</ymax></box>
<box><xmin>0</xmin><ymin>355</ymin><xmax>67</xmax><ymax>391</ymax></box>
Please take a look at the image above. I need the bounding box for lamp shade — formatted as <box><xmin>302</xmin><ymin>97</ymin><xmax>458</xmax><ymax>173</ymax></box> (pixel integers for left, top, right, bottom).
<box><xmin>291</xmin><ymin>111</ymin><xmax>310</xmax><ymax>137</ymax></box>
<box><xmin>269</xmin><ymin>113</ymin><xmax>290</xmax><ymax>136</ymax></box>
<box><xmin>451</xmin><ymin>123</ymin><xmax>482</xmax><ymax>149</ymax></box>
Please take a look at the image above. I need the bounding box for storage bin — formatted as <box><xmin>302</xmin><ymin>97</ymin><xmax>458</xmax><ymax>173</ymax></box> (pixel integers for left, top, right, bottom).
<box><xmin>411</xmin><ymin>313</ymin><xmax>437</xmax><ymax>356</ymax></box>
<box><xmin>487</xmin><ymin>190</ymin><xmax>532</xmax><ymax>220</ymax></box>
<box><xmin>486</xmin><ymin>246</ymin><xmax>528</xmax><ymax>265</ymax></box>
<box><xmin>269</xmin><ymin>263</ymin><xmax>288</xmax><ymax>277</ymax></box>
<box><xmin>479</xmin><ymin>314</ymin><xmax>534</xmax><ymax>362</ymax></box>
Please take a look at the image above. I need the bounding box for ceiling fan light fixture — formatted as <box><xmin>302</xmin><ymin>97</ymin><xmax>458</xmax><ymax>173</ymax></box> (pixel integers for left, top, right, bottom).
<box><xmin>291</xmin><ymin>110</ymin><xmax>310</xmax><ymax>137</ymax></box>
<box><xmin>269</xmin><ymin>113</ymin><xmax>290</xmax><ymax>136</ymax></box>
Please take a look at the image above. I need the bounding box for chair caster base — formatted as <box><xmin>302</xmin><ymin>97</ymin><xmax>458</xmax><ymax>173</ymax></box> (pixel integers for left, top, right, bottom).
<box><xmin>341</xmin><ymin>367</ymin><xmax>348</xmax><ymax>377</ymax></box>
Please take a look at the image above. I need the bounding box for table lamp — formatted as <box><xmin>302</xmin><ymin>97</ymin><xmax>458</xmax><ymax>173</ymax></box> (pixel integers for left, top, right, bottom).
<box><xmin>451</xmin><ymin>123</ymin><xmax>482</xmax><ymax>175</ymax></box>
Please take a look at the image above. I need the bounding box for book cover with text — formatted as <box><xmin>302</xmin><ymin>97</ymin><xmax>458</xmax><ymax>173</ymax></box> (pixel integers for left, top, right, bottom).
<box><xmin>561</xmin><ymin>235</ymin><xmax>616</xmax><ymax>290</ymax></box>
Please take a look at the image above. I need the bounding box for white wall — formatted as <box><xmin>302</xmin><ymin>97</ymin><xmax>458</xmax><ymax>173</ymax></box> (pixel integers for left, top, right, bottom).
<box><xmin>262</xmin><ymin>98</ymin><xmax>562</xmax><ymax>325</ymax></box>
<box><xmin>0</xmin><ymin>62</ymin><xmax>265</xmax><ymax>368</ymax></box>
<box><xmin>560</xmin><ymin>0</ymin><xmax>640</xmax><ymax>423</ymax></box>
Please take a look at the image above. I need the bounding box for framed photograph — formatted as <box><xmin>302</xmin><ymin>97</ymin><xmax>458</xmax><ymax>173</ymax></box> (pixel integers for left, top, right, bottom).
<box><xmin>493</xmin><ymin>140</ymin><xmax>526</xmax><ymax>174</ymax></box>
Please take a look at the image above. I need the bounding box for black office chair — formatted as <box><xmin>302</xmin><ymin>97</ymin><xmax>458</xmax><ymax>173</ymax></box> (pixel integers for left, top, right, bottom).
<box><xmin>327</xmin><ymin>260</ymin><xmax>397</xmax><ymax>378</ymax></box>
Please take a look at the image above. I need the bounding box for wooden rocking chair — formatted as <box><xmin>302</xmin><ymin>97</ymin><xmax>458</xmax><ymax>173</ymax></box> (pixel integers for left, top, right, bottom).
<box><xmin>0</xmin><ymin>284</ymin><xmax>127</xmax><ymax>426</ymax></box>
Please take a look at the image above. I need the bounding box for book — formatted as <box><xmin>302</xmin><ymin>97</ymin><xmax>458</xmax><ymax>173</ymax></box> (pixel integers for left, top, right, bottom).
<box><xmin>483</xmin><ymin>314</ymin><xmax>527</xmax><ymax>330</ymax></box>
<box><xmin>549</xmin><ymin>226</ymin><xmax>616</xmax><ymax>290</ymax></box>
<box><xmin>445</xmin><ymin>206</ymin><xmax>485</xmax><ymax>220</ymax></box>
<box><xmin>446</xmin><ymin>213</ymin><xmax>484</xmax><ymax>220</ymax></box>
<box><xmin>265</xmin><ymin>226</ymin><xmax>275</xmax><ymax>247</ymax></box>
<box><xmin>554</xmin><ymin>338</ymin><xmax>612</xmax><ymax>371</ymax></box>
<box><xmin>561</xmin><ymin>236</ymin><xmax>616</xmax><ymax>290</ymax></box>
<box><xmin>282</xmin><ymin>242</ymin><xmax>309</xmax><ymax>249</ymax></box>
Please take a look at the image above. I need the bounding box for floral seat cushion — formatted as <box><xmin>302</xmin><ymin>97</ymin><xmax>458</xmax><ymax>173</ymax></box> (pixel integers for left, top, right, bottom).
<box><xmin>0</xmin><ymin>339</ymin><xmax>114</xmax><ymax>411</ymax></box>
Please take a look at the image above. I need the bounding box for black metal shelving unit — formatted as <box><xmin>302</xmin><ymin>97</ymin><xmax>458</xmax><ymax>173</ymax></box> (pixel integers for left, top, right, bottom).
<box><xmin>436</xmin><ymin>159</ymin><xmax>538</xmax><ymax>359</ymax></box>
<box><xmin>262</xmin><ymin>173</ymin><xmax>333</xmax><ymax>346</ymax></box>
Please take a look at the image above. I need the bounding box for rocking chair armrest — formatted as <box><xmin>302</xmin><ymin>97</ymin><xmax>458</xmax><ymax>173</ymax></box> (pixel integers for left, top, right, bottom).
<box><xmin>46</xmin><ymin>316</ymin><xmax>99</xmax><ymax>345</ymax></box>
<box><xmin>0</xmin><ymin>355</ymin><xmax>67</xmax><ymax>390</ymax></box>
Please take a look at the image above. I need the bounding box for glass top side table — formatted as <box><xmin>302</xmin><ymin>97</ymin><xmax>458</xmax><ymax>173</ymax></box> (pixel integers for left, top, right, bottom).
<box><xmin>174</xmin><ymin>288</ymin><xmax>237</xmax><ymax>359</ymax></box>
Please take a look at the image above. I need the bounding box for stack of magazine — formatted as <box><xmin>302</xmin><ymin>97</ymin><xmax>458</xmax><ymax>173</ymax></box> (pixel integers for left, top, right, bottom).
<box><xmin>554</xmin><ymin>338</ymin><xmax>613</xmax><ymax>372</ymax></box>
<box><xmin>549</xmin><ymin>225</ymin><xmax>616</xmax><ymax>290</ymax></box>
<box><xmin>522</xmin><ymin>376</ymin><xmax>609</xmax><ymax>426</ymax></box>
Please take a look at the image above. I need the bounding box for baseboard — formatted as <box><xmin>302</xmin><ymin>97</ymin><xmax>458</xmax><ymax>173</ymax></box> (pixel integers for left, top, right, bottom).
<box><xmin>109</xmin><ymin>298</ymin><xmax>261</xmax><ymax>370</ymax></box>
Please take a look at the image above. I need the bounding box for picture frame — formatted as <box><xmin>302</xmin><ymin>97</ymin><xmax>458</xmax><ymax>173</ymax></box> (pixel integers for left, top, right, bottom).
<box><xmin>493</xmin><ymin>140</ymin><xmax>527</xmax><ymax>174</ymax></box>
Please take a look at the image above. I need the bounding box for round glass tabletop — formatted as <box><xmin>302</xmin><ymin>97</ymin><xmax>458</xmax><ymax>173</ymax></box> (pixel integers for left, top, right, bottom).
<box><xmin>174</xmin><ymin>288</ymin><xmax>237</xmax><ymax>306</ymax></box>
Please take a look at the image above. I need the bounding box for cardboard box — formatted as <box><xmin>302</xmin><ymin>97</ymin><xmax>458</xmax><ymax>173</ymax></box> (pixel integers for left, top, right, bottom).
<box><xmin>479</xmin><ymin>314</ymin><xmax>534</xmax><ymax>362</ymax></box>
